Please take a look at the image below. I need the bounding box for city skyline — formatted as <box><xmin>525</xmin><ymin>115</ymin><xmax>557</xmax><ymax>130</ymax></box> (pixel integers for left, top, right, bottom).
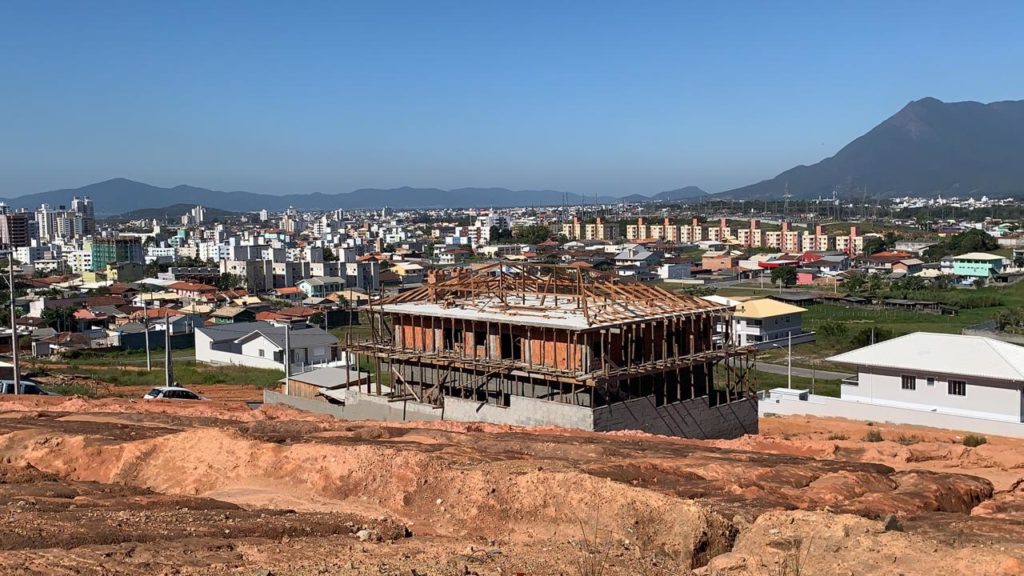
<box><xmin>3</xmin><ymin>1</ymin><xmax>1024</xmax><ymax>197</ymax></box>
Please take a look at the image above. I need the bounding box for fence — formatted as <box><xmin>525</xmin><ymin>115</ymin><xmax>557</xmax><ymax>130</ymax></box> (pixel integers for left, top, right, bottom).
<box><xmin>962</xmin><ymin>321</ymin><xmax>1024</xmax><ymax>346</ymax></box>
<box><xmin>759</xmin><ymin>389</ymin><xmax>1024</xmax><ymax>439</ymax></box>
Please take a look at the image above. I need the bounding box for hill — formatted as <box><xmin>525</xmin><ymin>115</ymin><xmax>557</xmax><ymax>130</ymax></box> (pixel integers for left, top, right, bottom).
<box><xmin>718</xmin><ymin>98</ymin><xmax>1024</xmax><ymax>199</ymax></box>
<box><xmin>1</xmin><ymin>179</ymin><xmax>706</xmax><ymax>213</ymax></box>
<box><xmin>113</xmin><ymin>203</ymin><xmax>238</xmax><ymax>221</ymax></box>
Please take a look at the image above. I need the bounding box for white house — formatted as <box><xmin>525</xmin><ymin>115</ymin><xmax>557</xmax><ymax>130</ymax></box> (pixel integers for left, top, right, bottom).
<box><xmin>703</xmin><ymin>295</ymin><xmax>809</xmax><ymax>347</ymax></box>
<box><xmin>829</xmin><ymin>332</ymin><xmax>1024</xmax><ymax>423</ymax></box>
<box><xmin>195</xmin><ymin>321</ymin><xmax>338</xmax><ymax>372</ymax></box>
<box><xmin>657</xmin><ymin>262</ymin><xmax>692</xmax><ymax>280</ymax></box>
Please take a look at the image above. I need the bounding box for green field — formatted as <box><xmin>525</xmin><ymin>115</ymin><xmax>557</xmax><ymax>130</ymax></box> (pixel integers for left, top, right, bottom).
<box><xmin>35</xmin><ymin>362</ymin><xmax>284</xmax><ymax>390</ymax></box>
<box><xmin>743</xmin><ymin>279</ymin><xmax>1024</xmax><ymax>369</ymax></box>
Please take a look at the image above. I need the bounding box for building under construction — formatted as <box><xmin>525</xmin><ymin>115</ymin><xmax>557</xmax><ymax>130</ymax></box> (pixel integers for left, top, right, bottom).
<box><xmin>344</xmin><ymin>263</ymin><xmax>757</xmax><ymax>439</ymax></box>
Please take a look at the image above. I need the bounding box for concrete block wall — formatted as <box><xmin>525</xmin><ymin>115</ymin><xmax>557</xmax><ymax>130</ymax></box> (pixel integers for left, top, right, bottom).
<box><xmin>444</xmin><ymin>395</ymin><xmax>595</xmax><ymax>430</ymax></box>
<box><xmin>266</xmin><ymin>389</ymin><xmax>756</xmax><ymax>440</ymax></box>
<box><xmin>264</xmin><ymin>389</ymin><xmax>442</xmax><ymax>423</ymax></box>
<box><xmin>593</xmin><ymin>395</ymin><xmax>757</xmax><ymax>439</ymax></box>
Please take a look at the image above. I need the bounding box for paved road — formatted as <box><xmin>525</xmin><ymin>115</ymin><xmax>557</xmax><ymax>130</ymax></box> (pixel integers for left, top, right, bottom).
<box><xmin>755</xmin><ymin>362</ymin><xmax>853</xmax><ymax>381</ymax></box>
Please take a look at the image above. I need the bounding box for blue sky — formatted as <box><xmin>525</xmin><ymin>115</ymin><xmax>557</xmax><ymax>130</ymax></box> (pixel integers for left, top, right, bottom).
<box><xmin>2</xmin><ymin>1</ymin><xmax>1023</xmax><ymax>197</ymax></box>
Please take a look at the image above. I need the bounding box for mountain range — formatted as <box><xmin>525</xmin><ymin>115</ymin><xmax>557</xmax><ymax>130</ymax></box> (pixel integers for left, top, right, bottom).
<box><xmin>0</xmin><ymin>179</ymin><xmax>708</xmax><ymax>215</ymax></box>
<box><xmin>4</xmin><ymin>97</ymin><xmax>1024</xmax><ymax>213</ymax></box>
<box><xmin>718</xmin><ymin>97</ymin><xmax>1024</xmax><ymax>199</ymax></box>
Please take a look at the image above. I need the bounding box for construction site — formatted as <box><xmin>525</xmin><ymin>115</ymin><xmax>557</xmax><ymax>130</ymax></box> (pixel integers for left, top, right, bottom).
<box><xmin>315</xmin><ymin>264</ymin><xmax>758</xmax><ymax>439</ymax></box>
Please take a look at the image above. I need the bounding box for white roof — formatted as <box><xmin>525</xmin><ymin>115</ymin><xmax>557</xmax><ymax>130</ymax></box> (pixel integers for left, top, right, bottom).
<box><xmin>280</xmin><ymin>367</ymin><xmax>370</xmax><ymax>389</ymax></box>
<box><xmin>828</xmin><ymin>332</ymin><xmax>1024</xmax><ymax>382</ymax></box>
<box><xmin>954</xmin><ymin>252</ymin><xmax>1005</xmax><ymax>261</ymax></box>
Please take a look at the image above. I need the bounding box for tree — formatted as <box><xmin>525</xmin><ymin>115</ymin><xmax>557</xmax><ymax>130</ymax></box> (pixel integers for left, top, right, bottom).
<box><xmin>42</xmin><ymin>306</ymin><xmax>78</xmax><ymax>333</ymax></box>
<box><xmin>866</xmin><ymin>273</ymin><xmax>885</xmax><ymax>294</ymax></box>
<box><xmin>488</xmin><ymin>225</ymin><xmax>513</xmax><ymax>243</ymax></box>
<box><xmin>323</xmin><ymin>246</ymin><xmax>337</xmax><ymax>261</ymax></box>
<box><xmin>309</xmin><ymin>312</ymin><xmax>325</xmax><ymax>327</ymax></box>
<box><xmin>843</xmin><ymin>273</ymin><xmax>867</xmax><ymax>294</ymax></box>
<box><xmin>514</xmin><ymin>224</ymin><xmax>552</xmax><ymax>245</ymax></box>
<box><xmin>923</xmin><ymin>229</ymin><xmax>999</xmax><ymax>261</ymax></box>
<box><xmin>769</xmin><ymin>266</ymin><xmax>796</xmax><ymax>287</ymax></box>
<box><xmin>973</xmin><ymin>277</ymin><xmax>987</xmax><ymax>289</ymax></box>
<box><xmin>215</xmin><ymin>273</ymin><xmax>243</xmax><ymax>290</ymax></box>
<box><xmin>862</xmin><ymin>237</ymin><xmax>888</xmax><ymax>256</ymax></box>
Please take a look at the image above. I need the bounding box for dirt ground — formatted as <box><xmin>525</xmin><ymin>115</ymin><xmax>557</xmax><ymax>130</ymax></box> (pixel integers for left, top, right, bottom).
<box><xmin>0</xmin><ymin>396</ymin><xmax>1022</xmax><ymax>575</ymax></box>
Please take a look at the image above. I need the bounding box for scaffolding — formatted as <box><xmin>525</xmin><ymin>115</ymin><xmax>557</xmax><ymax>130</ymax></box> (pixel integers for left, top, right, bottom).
<box><xmin>342</xmin><ymin>263</ymin><xmax>757</xmax><ymax>410</ymax></box>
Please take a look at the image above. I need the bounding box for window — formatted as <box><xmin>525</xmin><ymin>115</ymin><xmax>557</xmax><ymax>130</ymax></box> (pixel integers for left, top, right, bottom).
<box><xmin>901</xmin><ymin>375</ymin><xmax>916</xmax><ymax>390</ymax></box>
<box><xmin>258</xmin><ymin>349</ymin><xmax>265</xmax><ymax>357</ymax></box>
<box><xmin>948</xmin><ymin>380</ymin><xmax>966</xmax><ymax>396</ymax></box>
<box><xmin>926</xmin><ymin>377</ymin><xmax>935</xmax><ymax>386</ymax></box>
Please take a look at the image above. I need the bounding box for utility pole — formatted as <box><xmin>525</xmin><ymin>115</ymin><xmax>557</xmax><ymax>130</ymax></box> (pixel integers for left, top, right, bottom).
<box><xmin>8</xmin><ymin>251</ymin><xmax>20</xmax><ymax>395</ymax></box>
<box><xmin>787</xmin><ymin>331</ymin><xmax>792</xmax><ymax>389</ymax></box>
<box><xmin>164</xmin><ymin>312</ymin><xmax>174</xmax><ymax>387</ymax></box>
<box><xmin>283</xmin><ymin>322</ymin><xmax>291</xmax><ymax>395</ymax></box>
<box><xmin>142</xmin><ymin>293</ymin><xmax>151</xmax><ymax>371</ymax></box>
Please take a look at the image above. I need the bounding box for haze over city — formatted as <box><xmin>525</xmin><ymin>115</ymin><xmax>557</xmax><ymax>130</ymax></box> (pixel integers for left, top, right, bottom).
<box><xmin>4</xmin><ymin>0</ymin><xmax>1024</xmax><ymax>197</ymax></box>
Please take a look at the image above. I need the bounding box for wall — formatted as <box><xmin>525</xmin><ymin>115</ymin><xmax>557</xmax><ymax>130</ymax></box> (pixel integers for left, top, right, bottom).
<box><xmin>844</xmin><ymin>367</ymin><xmax>1021</xmax><ymax>422</ymax></box>
<box><xmin>760</xmin><ymin>391</ymin><xmax>1024</xmax><ymax>439</ymax></box>
<box><xmin>593</xmin><ymin>395</ymin><xmax>757</xmax><ymax>439</ymax></box>
<box><xmin>443</xmin><ymin>395</ymin><xmax>595</xmax><ymax>430</ymax></box>
<box><xmin>267</xmin><ymin>385</ymin><xmax>755</xmax><ymax>440</ymax></box>
<box><xmin>265</xmin><ymin>388</ymin><xmax>443</xmax><ymax>422</ymax></box>
<box><xmin>117</xmin><ymin>331</ymin><xmax>193</xmax><ymax>351</ymax></box>
<box><xmin>196</xmin><ymin>331</ymin><xmax>287</xmax><ymax>371</ymax></box>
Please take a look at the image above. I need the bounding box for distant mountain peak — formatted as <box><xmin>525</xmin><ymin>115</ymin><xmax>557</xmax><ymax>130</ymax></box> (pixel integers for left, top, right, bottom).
<box><xmin>717</xmin><ymin>97</ymin><xmax>1024</xmax><ymax>199</ymax></box>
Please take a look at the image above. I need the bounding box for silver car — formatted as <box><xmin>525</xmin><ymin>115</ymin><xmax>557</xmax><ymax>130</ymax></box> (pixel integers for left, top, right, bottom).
<box><xmin>142</xmin><ymin>386</ymin><xmax>205</xmax><ymax>401</ymax></box>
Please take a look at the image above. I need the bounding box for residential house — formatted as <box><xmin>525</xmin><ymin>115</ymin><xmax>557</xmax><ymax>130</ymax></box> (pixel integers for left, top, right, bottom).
<box><xmin>297</xmin><ymin>276</ymin><xmax>345</xmax><ymax>298</ymax></box>
<box><xmin>863</xmin><ymin>251</ymin><xmax>917</xmax><ymax>274</ymax></box>
<box><xmin>168</xmin><ymin>281</ymin><xmax>218</xmax><ymax>300</ymax></box>
<box><xmin>271</xmin><ymin>286</ymin><xmax>305</xmax><ymax>303</ymax></box>
<box><xmin>656</xmin><ymin>262</ymin><xmax>692</xmax><ymax>280</ymax></box>
<box><xmin>195</xmin><ymin>321</ymin><xmax>338</xmax><ymax>372</ymax></box>
<box><xmin>952</xmin><ymin>253</ymin><xmax>1007</xmax><ymax>279</ymax></box>
<box><xmin>704</xmin><ymin>295</ymin><xmax>809</xmax><ymax>347</ymax></box>
<box><xmin>210</xmin><ymin>306</ymin><xmax>257</xmax><ymax>324</ymax></box>
<box><xmin>613</xmin><ymin>245</ymin><xmax>659</xmax><ymax>267</ymax></box>
<box><xmin>701</xmin><ymin>251</ymin><xmax>739</xmax><ymax>272</ymax></box>
<box><xmin>390</xmin><ymin>262</ymin><xmax>425</xmax><ymax>284</ymax></box>
<box><xmin>891</xmin><ymin>258</ymin><xmax>925</xmax><ymax>275</ymax></box>
<box><xmin>830</xmin><ymin>332</ymin><xmax>1024</xmax><ymax>424</ymax></box>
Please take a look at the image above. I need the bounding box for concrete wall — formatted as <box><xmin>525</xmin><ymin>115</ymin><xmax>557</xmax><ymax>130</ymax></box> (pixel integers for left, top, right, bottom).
<box><xmin>443</xmin><ymin>395</ymin><xmax>595</xmax><ymax>430</ymax></box>
<box><xmin>593</xmin><ymin>395</ymin><xmax>757</xmax><ymax>439</ymax></box>
<box><xmin>266</xmin><ymin>388</ymin><xmax>755</xmax><ymax>440</ymax></box>
<box><xmin>760</xmin><ymin>391</ymin><xmax>1024</xmax><ymax>439</ymax></box>
<box><xmin>844</xmin><ymin>367</ymin><xmax>1022</xmax><ymax>423</ymax></box>
<box><xmin>264</xmin><ymin>389</ymin><xmax>443</xmax><ymax>423</ymax></box>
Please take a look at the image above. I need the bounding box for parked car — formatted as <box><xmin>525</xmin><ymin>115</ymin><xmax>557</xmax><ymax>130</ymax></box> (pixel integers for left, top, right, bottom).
<box><xmin>0</xmin><ymin>380</ymin><xmax>56</xmax><ymax>395</ymax></box>
<box><xmin>142</xmin><ymin>386</ymin><xmax>206</xmax><ymax>401</ymax></box>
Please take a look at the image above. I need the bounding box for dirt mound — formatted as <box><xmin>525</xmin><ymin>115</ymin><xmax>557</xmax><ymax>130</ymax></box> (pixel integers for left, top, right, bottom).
<box><xmin>703</xmin><ymin>510</ymin><xmax>1024</xmax><ymax>576</ymax></box>
<box><xmin>0</xmin><ymin>398</ymin><xmax>1022</xmax><ymax>574</ymax></box>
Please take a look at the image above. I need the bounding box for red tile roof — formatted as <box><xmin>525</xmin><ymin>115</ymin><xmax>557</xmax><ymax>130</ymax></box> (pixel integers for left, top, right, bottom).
<box><xmin>168</xmin><ymin>282</ymin><xmax>217</xmax><ymax>292</ymax></box>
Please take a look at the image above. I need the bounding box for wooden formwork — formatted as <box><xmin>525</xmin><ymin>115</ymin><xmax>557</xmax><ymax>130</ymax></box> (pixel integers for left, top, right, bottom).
<box><xmin>341</xmin><ymin>264</ymin><xmax>756</xmax><ymax>407</ymax></box>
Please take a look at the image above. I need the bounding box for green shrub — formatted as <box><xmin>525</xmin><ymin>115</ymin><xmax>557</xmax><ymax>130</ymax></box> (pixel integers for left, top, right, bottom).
<box><xmin>862</xmin><ymin>429</ymin><xmax>884</xmax><ymax>443</ymax></box>
<box><xmin>963</xmin><ymin>434</ymin><xmax>988</xmax><ymax>448</ymax></box>
<box><xmin>41</xmin><ymin>384</ymin><xmax>97</xmax><ymax>397</ymax></box>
